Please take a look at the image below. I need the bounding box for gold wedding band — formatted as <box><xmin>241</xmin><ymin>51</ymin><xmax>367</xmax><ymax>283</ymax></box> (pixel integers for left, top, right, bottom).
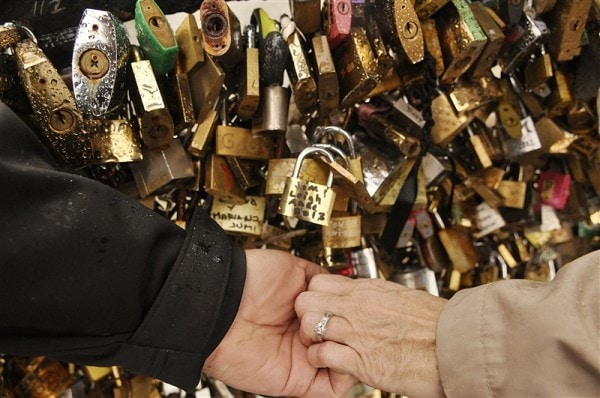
<box><xmin>314</xmin><ymin>311</ymin><xmax>334</xmax><ymax>343</ymax></box>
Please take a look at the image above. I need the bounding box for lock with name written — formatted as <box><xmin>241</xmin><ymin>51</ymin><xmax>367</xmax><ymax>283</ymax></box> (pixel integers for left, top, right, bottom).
<box><xmin>279</xmin><ymin>146</ymin><xmax>337</xmax><ymax>226</ymax></box>
<box><xmin>72</xmin><ymin>8</ymin><xmax>130</xmax><ymax>117</ymax></box>
<box><xmin>210</xmin><ymin>196</ymin><xmax>267</xmax><ymax>237</ymax></box>
<box><xmin>128</xmin><ymin>45</ymin><xmax>174</xmax><ymax>151</ymax></box>
<box><xmin>134</xmin><ymin>0</ymin><xmax>178</xmax><ymax>75</ymax></box>
<box><xmin>15</xmin><ymin>39</ymin><xmax>93</xmax><ymax>168</ymax></box>
<box><xmin>266</xmin><ymin>157</ymin><xmax>330</xmax><ymax>196</ymax></box>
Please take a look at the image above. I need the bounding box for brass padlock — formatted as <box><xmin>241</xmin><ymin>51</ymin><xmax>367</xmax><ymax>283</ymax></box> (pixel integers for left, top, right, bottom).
<box><xmin>210</xmin><ymin>196</ymin><xmax>267</xmax><ymax>237</ymax></box>
<box><xmin>311</xmin><ymin>34</ymin><xmax>340</xmax><ymax>117</ymax></box>
<box><xmin>280</xmin><ymin>15</ymin><xmax>318</xmax><ymax>114</ymax></box>
<box><xmin>187</xmin><ymin>51</ymin><xmax>225</xmax><ymax>123</ymax></box>
<box><xmin>86</xmin><ymin>118</ymin><xmax>143</xmax><ymax>164</ymax></box>
<box><xmin>414</xmin><ymin>0</ymin><xmax>450</xmax><ymax>20</ymax></box>
<box><xmin>364</xmin><ymin>12</ymin><xmax>394</xmax><ymax>76</ymax></box>
<box><xmin>15</xmin><ymin>39</ymin><xmax>93</xmax><ymax>168</ymax></box>
<box><xmin>334</xmin><ymin>26</ymin><xmax>381</xmax><ymax>108</ymax></box>
<box><xmin>204</xmin><ymin>153</ymin><xmax>246</xmax><ymax>204</ymax></box>
<box><xmin>436</xmin><ymin>0</ymin><xmax>488</xmax><ymax>84</ymax></box>
<box><xmin>524</xmin><ymin>48</ymin><xmax>553</xmax><ymax>91</ymax></box>
<box><xmin>429</xmin><ymin>90</ymin><xmax>473</xmax><ymax>147</ymax></box>
<box><xmin>226</xmin><ymin>156</ymin><xmax>264</xmax><ymax>191</ymax></box>
<box><xmin>215</xmin><ymin>124</ymin><xmax>275</xmax><ymax>160</ymax></box>
<box><xmin>545</xmin><ymin>0</ymin><xmax>592</xmax><ymax>62</ymax></box>
<box><xmin>12</xmin><ymin>357</ymin><xmax>75</xmax><ymax>398</ymax></box>
<box><xmin>547</xmin><ymin>66</ymin><xmax>573</xmax><ymax>118</ymax></box>
<box><xmin>167</xmin><ymin>59</ymin><xmax>195</xmax><ymax>134</ymax></box>
<box><xmin>237</xmin><ymin>25</ymin><xmax>260</xmax><ymax>120</ymax></box>
<box><xmin>291</xmin><ymin>0</ymin><xmax>322</xmax><ymax>35</ymax></box>
<box><xmin>130</xmin><ymin>139</ymin><xmax>194</xmax><ymax>198</ymax></box>
<box><xmin>368</xmin><ymin>0</ymin><xmax>424</xmax><ymax>64</ymax></box>
<box><xmin>72</xmin><ymin>9</ymin><xmax>130</xmax><ymax>117</ymax></box>
<box><xmin>468</xmin><ymin>2</ymin><xmax>505</xmax><ymax>78</ymax></box>
<box><xmin>175</xmin><ymin>13</ymin><xmax>204</xmax><ymax>73</ymax></box>
<box><xmin>447</xmin><ymin>75</ymin><xmax>503</xmax><ymax>113</ymax></box>
<box><xmin>278</xmin><ymin>146</ymin><xmax>337</xmax><ymax>226</ymax></box>
<box><xmin>128</xmin><ymin>46</ymin><xmax>174</xmax><ymax>151</ymax></box>
<box><xmin>188</xmin><ymin>108</ymin><xmax>218</xmax><ymax>158</ymax></box>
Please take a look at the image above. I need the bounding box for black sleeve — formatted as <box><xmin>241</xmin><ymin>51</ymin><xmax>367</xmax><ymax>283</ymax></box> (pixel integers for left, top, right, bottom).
<box><xmin>0</xmin><ymin>102</ymin><xmax>246</xmax><ymax>391</ymax></box>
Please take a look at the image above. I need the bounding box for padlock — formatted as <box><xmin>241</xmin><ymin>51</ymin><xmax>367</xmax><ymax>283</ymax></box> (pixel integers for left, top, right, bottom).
<box><xmin>351</xmin><ymin>237</ymin><xmax>380</xmax><ymax>279</ymax></box>
<box><xmin>524</xmin><ymin>47</ymin><xmax>553</xmax><ymax>92</ymax></box>
<box><xmin>71</xmin><ymin>8</ymin><xmax>129</xmax><ymax>117</ymax></box>
<box><xmin>199</xmin><ymin>0</ymin><xmax>231</xmax><ymax>57</ymax></box>
<box><xmin>546</xmin><ymin>65</ymin><xmax>573</xmax><ymax>118</ymax></box>
<box><xmin>128</xmin><ymin>45</ymin><xmax>174</xmax><ymax>151</ymax></box>
<box><xmin>414</xmin><ymin>0</ymin><xmax>450</xmax><ymax>20</ymax></box>
<box><xmin>86</xmin><ymin>118</ymin><xmax>143</xmax><ymax>164</ymax></box>
<box><xmin>0</xmin><ymin>23</ymin><xmax>21</xmax><ymax>50</ymax></box>
<box><xmin>466</xmin><ymin>125</ymin><xmax>493</xmax><ymax>169</ymax></box>
<box><xmin>501</xmin><ymin>111</ymin><xmax>543</xmax><ymax>159</ymax></box>
<box><xmin>15</xmin><ymin>39</ymin><xmax>93</xmax><ymax>168</ymax></box>
<box><xmin>226</xmin><ymin>156</ymin><xmax>264</xmax><ymax>191</ymax></box>
<box><xmin>291</xmin><ymin>0</ymin><xmax>321</xmax><ymax>35</ymax></box>
<box><xmin>498</xmin><ymin>9</ymin><xmax>549</xmax><ymax>73</ymax></box>
<box><xmin>312</xmin><ymin>125</ymin><xmax>364</xmax><ymax>184</ymax></box>
<box><xmin>545</xmin><ymin>0</ymin><xmax>592</xmax><ymax>62</ymax></box>
<box><xmin>420</xmin><ymin>18</ymin><xmax>445</xmax><ymax>78</ymax></box>
<box><xmin>430</xmin><ymin>202</ymin><xmax>480</xmax><ymax>273</ymax></box>
<box><xmin>130</xmin><ymin>138</ymin><xmax>194</xmax><ymax>198</ymax></box>
<box><xmin>278</xmin><ymin>146</ymin><xmax>337</xmax><ymax>226</ymax></box>
<box><xmin>11</xmin><ymin>357</ymin><xmax>76</xmax><ymax>398</ymax></box>
<box><xmin>215</xmin><ymin>123</ymin><xmax>275</xmax><ymax>160</ymax></box>
<box><xmin>447</xmin><ymin>75</ymin><xmax>503</xmax><ymax>114</ymax></box>
<box><xmin>468</xmin><ymin>2</ymin><xmax>505</xmax><ymax>78</ymax></box>
<box><xmin>167</xmin><ymin>59</ymin><xmax>195</xmax><ymax>134</ymax></box>
<box><xmin>311</xmin><ymin>142</ymin><xmax>352</xmax><ymax>213</ymax></box>
<box><xmin>390</xmin><ymin>242</ymin><xmax>440</xmax><ymax>295</ymax></box>
<box><xmin>497</xmin><ymin>81</ymin><xmax>523</xmax><ymax>139</ymax></box>
<box><xmin>187</xmin><ymin>49</ymin><xmax>225</xmax><ymax>123</ymax></box>
<box><xmin>497</xmin><ymin>162</ymin><xmax>530</xmax><ymax>209</ymax></box>
<box><xmin>265</xmin><ymin>157</ymin><xmax>330</xmax><ymax>195</ymax></box>
<box><xmin>311</xmin><ymin>34</ymin><xmax>339</xmax><ymax>118</ymax></box>
<box><xmin>537</xmin><ymin>158</ymin><xmax>572</xmax><ymax>210</ymax></box>
<box><xmin>363</xmin><ymin>12</ymin><xmax>394</xmax><ymax>77</ymax></box>
<box><xmin>508</xmin><ymin>74</ymin><xmax>546</xmax><ymax>120</ymax></box>
<box><xmin>252</xmin><ymin>14</ymin><xmax>290</xmax><ymax>135</ymax></box>
<box><xmin>175</xmin><ymin>13</ymin><xmax>204</xmax><ymax>73</ymax></box>
<box><xmin>134</xmin><ymin>0</ymin><xmax>178</xmax><ymax>75</ymax></box>
<box><xmin>357</xmin><ymin>103</ymin><xmax>421</xmax><ymax>158</ymax></box>
<box><xmin>322</xmin><ymin>0</ymin><xmax>352</xmax><ymax>50</ymax></box>
<box><xmin>204</xmin><ymin>153</ymin><xmax>246</xmax><ymax>204</ymax></box>
<box><xmin>280</xmin><ymin>15</ymin><xmax>317</xmax><ymax>115</ymax></box>
<box><xmin>430</xmin><ymin>90</ymin><xmax>473</xmax><ymax>147</ymax></box>
<box><xmin>455</xmin><ymin>161</ymin><xmax>504</xmax><ymax>208</ymax></box>
<box><xmin>188</xmin><ymin>108</ymin><xmax>218</xmax><ymax>158</ymax></box>
<box><xmin>333</xmin><ymin>26</ymin><xmax>381</xmax><ymax>108</ymax></box>
<box><xmin>436</xmin><ymin>0</ymin><xmax>488</xmax><ymax>85</ymax></box>
<box><xmin>212</xmin><ymin>5</ymin><xmax>244</xmax><ymax>72</ymax></box>
<box><xmin>368</xmin><ymin>0</ymin><xmax>424</xmax><ymax>64</ymax></box>
<box><xmin>237</xmin><ymin>25</ymin><xmax>260</xmax><ymax>120</ymax></box>
<box><xmin>210</xmin><ymin>196</ymin><xmax>267</xmax><ymax>237</ymax></box>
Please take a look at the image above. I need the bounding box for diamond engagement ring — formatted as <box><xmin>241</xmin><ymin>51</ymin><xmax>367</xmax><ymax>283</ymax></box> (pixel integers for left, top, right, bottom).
<box><xmin>314</xmin><ymin>311</ymin><xmax>334</xmax><ymax>343</ymax></box>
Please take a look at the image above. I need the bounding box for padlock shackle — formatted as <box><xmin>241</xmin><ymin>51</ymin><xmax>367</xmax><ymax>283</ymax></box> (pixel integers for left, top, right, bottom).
<box><xmin>312</xmin><ymin>125</ymin><xmax>356</xmax><ymax>158</ymax></box>
<box><xmin>293</xmin><ymin>146</ymin><xmax>336</xmax><ymax>187</ymax></box>
<box><xmin>312</xmin><ymin>143</ymin><xmax>350</xmax><ymax>168</ymax></box>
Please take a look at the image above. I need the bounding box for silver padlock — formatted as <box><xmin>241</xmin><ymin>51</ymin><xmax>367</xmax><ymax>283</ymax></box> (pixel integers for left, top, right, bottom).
<box><xmin>72</xmin><ymin>9</ymin><xmax>130</xmax><ymax>117</ymax></box>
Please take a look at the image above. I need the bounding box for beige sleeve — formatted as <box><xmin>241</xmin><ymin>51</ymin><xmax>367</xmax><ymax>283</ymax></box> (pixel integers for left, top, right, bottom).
<box><xmin>436</xmin><ymin>250</ymin><xmax>600</xmax><ymax>398</ymax></box>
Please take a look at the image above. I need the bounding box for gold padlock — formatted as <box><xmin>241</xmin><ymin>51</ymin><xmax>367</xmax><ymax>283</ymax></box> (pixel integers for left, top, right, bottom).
<box><xmin>468</xmin><ymin>3</ymin><xmax>505</xmax><ymax>78</ymax></box>
<box><xmin>311</xmin><ymin>34</ymin><xmax>339</xmax><ymax>117</ymax></box>
<box><xmin>278</xmin><ymin>146</ymin><xmax>337</xmax><ymax>226</ymax></box>
<box><xmin>545</xmin><ymin>0</ymin><xmax>592</xmax><ymax>62</ymax></box>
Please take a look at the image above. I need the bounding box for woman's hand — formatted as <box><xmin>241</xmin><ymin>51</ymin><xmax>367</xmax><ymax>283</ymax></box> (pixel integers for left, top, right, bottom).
<box><xmin>295</xmin><ymin>274</ymin><xmax>447</xmax><ymax>397</ymax></box>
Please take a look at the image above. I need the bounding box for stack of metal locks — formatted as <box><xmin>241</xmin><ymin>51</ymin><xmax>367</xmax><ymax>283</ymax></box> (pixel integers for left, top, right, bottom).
<box><xmin>1</xmin><ymin>0</ymin><xmax>599</xmax><ymax>396</ymax></box>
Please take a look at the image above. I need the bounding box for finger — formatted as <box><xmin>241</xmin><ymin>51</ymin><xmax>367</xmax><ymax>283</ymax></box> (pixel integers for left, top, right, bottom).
<box><xmin>291</xmin><ymin>254</ymin><xmax>329</xmax><ymax>283</ymax></box>
<box><xmin>299</xmin><ymin>311</ymin><xmax>352</xmax><ymax>346</ymax></box>
<box><xmin>308</xmin><ymin>273</ymin><xmax>357</xmax><ymax>295</ymax></box>
<box><xmin>295</xmin><ymin>290</ymin><xmax>348</xmax><ymax>318</ymax></box>
<box><xmin>307</xmin><ymin>341</ymin><xmax>364</xmax><ymax>379</ymax></box>
<box><xmin>301</xmin><ymin>368</ymin><xmax>358</xmax><ymax>398</ymax></box>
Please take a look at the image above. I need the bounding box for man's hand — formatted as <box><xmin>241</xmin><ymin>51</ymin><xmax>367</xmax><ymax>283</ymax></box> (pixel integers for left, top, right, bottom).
<box><xmin>203</xmin><ymin>249</ymin><xmax>357</xmax><ymax>397</ymax></box>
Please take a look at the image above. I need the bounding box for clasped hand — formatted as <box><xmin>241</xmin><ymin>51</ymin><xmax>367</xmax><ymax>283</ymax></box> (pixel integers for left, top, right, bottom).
<box><xmin>203</xmin><ymin>249</ymin><xmax>446</xmax><ymax>398</ymax></box>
